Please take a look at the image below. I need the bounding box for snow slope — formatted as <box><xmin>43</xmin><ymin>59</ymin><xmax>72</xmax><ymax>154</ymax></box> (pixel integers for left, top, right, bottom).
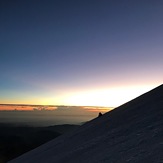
<box><xmin>9</xmin><ymin>84</ymin><xmax>163</xmax><ymax>163</ymax></box>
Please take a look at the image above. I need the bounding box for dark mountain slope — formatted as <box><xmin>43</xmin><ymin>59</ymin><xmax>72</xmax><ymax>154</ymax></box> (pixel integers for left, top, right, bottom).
<box><xmin>9</xmin><ymin>84</ymin><xmax>163</xmax><ymax>163</ymax></box>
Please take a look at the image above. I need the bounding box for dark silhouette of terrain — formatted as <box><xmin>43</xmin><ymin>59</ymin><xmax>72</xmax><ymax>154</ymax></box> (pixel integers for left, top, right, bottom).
<box><xmin>98</xmin><ymin>112</ymin><xmax>103</xmax><ymax>117</ymax></box>
<box><xmin>9</xmin><ymin>84</ymin><xmax>163</xmax><ymax>163</ymax></box>
<box><xmin>0</xmin><ymin>124</ymin><xmax>79</xmax><ymax>163</ymax></box>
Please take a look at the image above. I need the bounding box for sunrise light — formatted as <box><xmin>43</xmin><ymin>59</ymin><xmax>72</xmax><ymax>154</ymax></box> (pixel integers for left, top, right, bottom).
<box><xmin>64</xmin><ymin>85</ymin><xmax>153</xmax><ymax>107</ymax></box>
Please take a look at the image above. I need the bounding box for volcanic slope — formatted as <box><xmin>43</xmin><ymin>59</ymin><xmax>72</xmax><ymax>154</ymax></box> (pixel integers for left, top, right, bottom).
<box><xmin>9</xmin><ymin>84</ymin><xmax>163</xmax><ymax>163</ymax></box>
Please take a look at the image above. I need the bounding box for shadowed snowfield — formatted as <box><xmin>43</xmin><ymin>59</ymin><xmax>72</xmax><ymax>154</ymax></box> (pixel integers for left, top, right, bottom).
<box><xmin>9</xmin><ymin>84</ymin><xmax>163</xmax><ymax>163</ymax></box>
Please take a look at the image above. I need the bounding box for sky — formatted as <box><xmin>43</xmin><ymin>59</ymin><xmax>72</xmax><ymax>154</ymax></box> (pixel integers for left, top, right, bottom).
<box><xmin>0</xmin><ymin>0</ymin><xmax>163</xmax><ymax>107</ymax></box>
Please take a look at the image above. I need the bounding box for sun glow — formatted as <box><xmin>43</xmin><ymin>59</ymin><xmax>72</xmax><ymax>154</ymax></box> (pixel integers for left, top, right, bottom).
<box><xmin>65</xmin><ymin>85</ymin><xmax>153</xmax><ymax>107</ymax></box>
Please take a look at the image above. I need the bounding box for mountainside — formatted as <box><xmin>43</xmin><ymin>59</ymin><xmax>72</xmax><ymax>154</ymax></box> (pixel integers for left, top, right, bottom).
<box><xmin>9</xmin><ymin>85</ymin><xmax>163</xmax><ymax>163</ymax></box>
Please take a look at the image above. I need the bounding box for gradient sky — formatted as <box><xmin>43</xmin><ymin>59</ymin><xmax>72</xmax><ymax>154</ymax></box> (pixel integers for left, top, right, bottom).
<box><xmin>0</xmin><ymin>0</ymin><xmax>163</xmax><ymax>107</ymax></box>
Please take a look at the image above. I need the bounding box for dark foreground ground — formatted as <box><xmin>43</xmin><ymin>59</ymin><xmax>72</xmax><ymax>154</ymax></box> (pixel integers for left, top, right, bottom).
<box><xmin>0</xmin><ymin>123</ymin><xmax>79</xmax><ymax>163</ymax></box>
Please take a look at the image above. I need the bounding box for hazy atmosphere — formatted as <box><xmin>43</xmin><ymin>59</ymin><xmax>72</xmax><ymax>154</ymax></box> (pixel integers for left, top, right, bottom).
<box><xmin>0</xmin><ymin>104</ymin><xmax>112</xmax><ymax>126</ymax></box>
<box><xmin>1</xmin><ymin>0</ymin><xmax>163</xmax><ymax>107</ymax></box>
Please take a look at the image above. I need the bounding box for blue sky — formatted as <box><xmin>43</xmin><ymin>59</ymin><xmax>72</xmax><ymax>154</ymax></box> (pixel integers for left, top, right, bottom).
<box><xmin>0</xmin><ymin>0</ymin><xmax>163</xmax><ymax>106</ymax></box>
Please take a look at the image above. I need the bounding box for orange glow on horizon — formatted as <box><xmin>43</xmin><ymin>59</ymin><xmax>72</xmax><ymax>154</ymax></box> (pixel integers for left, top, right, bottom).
<box><xmin>0</xmin><ymin>104</ymin><xmax>112</xmax><ymax>114</ymax></box>
<box><xmin>0</xmin><ymin>105</ymin><xmax>34</xmax><ymax>111</ymax></box>
<box><xmin>0</xmin><ymin>105</ymin><xmax>58</xmax><ymax>111</ymax></box>
<box><xmin>0</xmin><ymin>85</ymin><xmax>157</xmax><ymax>110</ymax></box>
